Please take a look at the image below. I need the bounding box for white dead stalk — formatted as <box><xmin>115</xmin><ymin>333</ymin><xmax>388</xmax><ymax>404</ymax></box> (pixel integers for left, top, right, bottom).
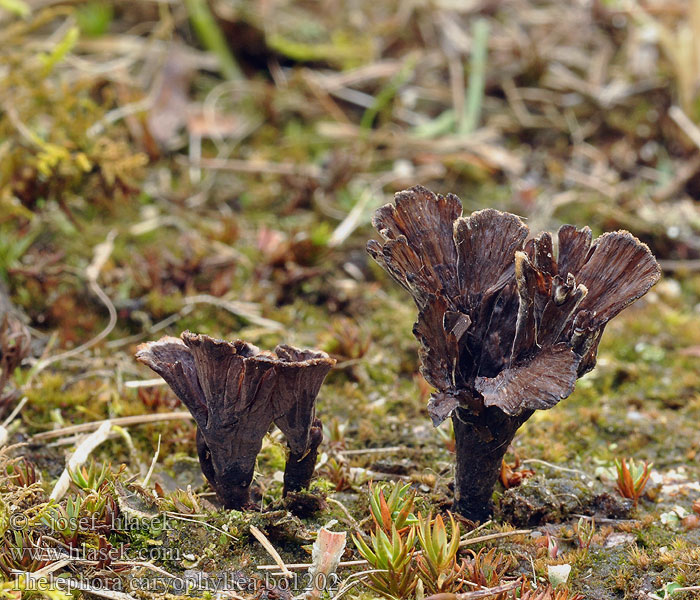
<box><xmin>141</xmin><ymin>433</ymin><xmax>161</xmax><ymax>488</ymax></box>
<box><xmin>50</xmin><ymin>420</ymin><xmax>112</xmax><ymax>501</ymax></box>
<box><xmin>0</xmin><ymin>396</ymin><xmax>27</xmax><ymax>447</ymax></box>
<box><xmin>250</xmin><ymin>525</ymin><xmax>292</xmax><ymax>578</ymax></box>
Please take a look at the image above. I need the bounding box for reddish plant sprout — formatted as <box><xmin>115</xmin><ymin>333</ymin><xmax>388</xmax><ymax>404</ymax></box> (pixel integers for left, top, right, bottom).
<box><xmin>499</xmin><ymin>453</ymin><xmax>535</xmax><ymax>489</ymax></box>
<box><xmin>367</xmin><ymin>186</ymin><xmax>660</xmax><ymax>521</ymax></box>
<box><xmin>614</xmin><ymin>457</ymin><xmax>653</xmax><ymax>507</ymax></box>
<box><xmin>136</xmin><ymin>332</ymin><xmax>335</xmax><ymax>508</ymax></box>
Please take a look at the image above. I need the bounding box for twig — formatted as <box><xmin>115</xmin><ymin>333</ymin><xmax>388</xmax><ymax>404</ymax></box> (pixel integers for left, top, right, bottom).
<box><xmin>521</xmin><ymin>459</ymin><xmax>589</xmax><ymax>477</ymax></box>
<box><xmin>29</xmin><ymin>231</ymin><xmax>117</xmax><ymax>379</ymax></box>
<box><xmin>658</xmin><ymin>259</ymin><xmax>700</xmax><ymax>272</ymax></box>
<box><xmin>124</xmin><ymin>378</ymin><xmax>168</xmax><ymax>388</ymax></box>
<box><xmin>31</xmin><ymin>411</ymin><xmax>192</xmax><ymax>441</ymax></box>
<box><xmin>425</xmin><ymin>580</ymin><xmax>521</xmax><ymax>599</ymax></box>
<box><xmin>340</xmin><ymin>446</ymin><xmax>407</xmax><ymax>456</ymax></box>
<box><xmin>669</xmin><ymin>105</ymin><xmax>700</xmax><ymax>151</ymax></box>
<box><xmin>258</xmin><ymin>560</ymin><xmax>367</xmax><ymax>571</ymax></box>
<box><xmin>50</xmin><ymin>421</ymin><xmax>113</xmax><ymax>500</ymax></box>
<box><xmin>457</xmin><ymin>529</ymin><xmax>531</xmax><ymax>548</ymax></box>
<box><xmin>165</xmin><ymin>513</ymin><xmax>237</xmax><ymax>541</ymax></box>
<box><xmin>326</xmin><ymin>497</ymin><xmax>360</xmax><ymax>529</ymax></box>
<box><xmin>0</xmin><ymin>396</ymin><xmax>27</xmax><ymax>447</ymax></box>
<box><xmin>182</xmin><ymin>157</ymin><xmax>323</xmax><ymax>180</ymax></box>
<box><xmin>328</xmin><ymin>186</ymin><xmax>376</xmax><ymax>248</ymax></box>
<box><xmin>250</xmin><ymin>525</ymin><xmax>292</xmax><ymax>578</ymax></box>
<box><xmin>141</xmin><ymin>434</ymin><xmax>161</xmax><ymax>487</ymax></box>
<box><xmin>461</xmin><ymin>19</ymin><xmax>490</xmax><ymax>134</ymax></box>
<box><xmin>330</xmin><ymin>570</ymin><xmax>387</xmax><ymax>600</ymax></box>
<box><xmin>258</xmin><ymin>529</ymin><xmax>531</xmax><ymax>571</ymax></box>
<box><xmin>182</xmin><ymin>294</ymin><xmax>284</xmax><ymax>330</ymax></box>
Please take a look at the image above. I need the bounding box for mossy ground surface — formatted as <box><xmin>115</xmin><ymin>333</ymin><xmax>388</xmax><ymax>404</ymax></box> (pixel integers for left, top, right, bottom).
<box><xmin>1</xmin><ymin>1</ymin><xmax>700</xmax><ymax>599</ymax></box>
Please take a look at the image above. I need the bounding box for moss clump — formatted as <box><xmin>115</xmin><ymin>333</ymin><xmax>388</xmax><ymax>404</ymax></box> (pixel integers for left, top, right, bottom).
<box><xmin>498</xmin><ymin>473</ymin><xmax>630</xmax><ymax>526</ymax></box>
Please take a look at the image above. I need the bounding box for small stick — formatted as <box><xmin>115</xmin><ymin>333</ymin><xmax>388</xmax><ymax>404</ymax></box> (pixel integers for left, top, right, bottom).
<box><xmin>457</xmin><ymin>529</ymin><xmax>531</xmax><ymax>548</ymax></box>
<box><xmin>257</xmin><ymin>529</ymin><xmax>531</xmax><ymax>571</ymax></box>
<box><xmin>340</xmin><ymin>446</ymin><xmax>406</xmax><ymax>456</ymax></box>
<box><xmin>141</xmin><ymin>434</ymin><xmax>161</xmax><ymax>487</ymax></box>
<box><xmin>182</xmin><ymin>294</ymin><xmax>283</xmax><ymax>330</ymax></box>
<box><xmin>0</xmin><ymin>396</ymin><xmax>27</xmax><ymax>447</ymax></box>
<box><xmin>31</xmin><ymin>412</ymin><xmax>192</xmax><ymax>441</ymax></box>
<box><xmin>250</xmin><ymin>525</ymin><xmax>292</xmax><ymax>578</ymax></box>
<box><xmin>183</xmin><ymin>157</ymin><xmax>322</xmax><ymax>180</ymax></box>
<box><xmin>29</xmin><ymin>231</ymin><xmax>117</xmax><ymax>379</ymax></box>
<box><xmin>425</xmin><ymin>580</ymin><xmax>520</xmax><ymax>599</ymax></box>
<box><xmin>669</xmin><ymin>105</ymin><xmax>700</xmax><ymax>151</ymax></box>
<box><xmin>165</xmin><ymin>513</ymin><xmax>237</xmax><ymax>541</ymax></box>
<box><xmin>124</xmin><ymin>378</ymin><xmax>168</xmax><ymax>388</ymax></box>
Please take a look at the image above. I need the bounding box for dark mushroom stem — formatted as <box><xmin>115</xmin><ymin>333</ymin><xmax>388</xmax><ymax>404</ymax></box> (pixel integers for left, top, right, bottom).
<box><xmin>282</xmin><ymin>418</ymin><xmax>323</xmax><ymax>495</ymax></box>
<box><xmin>452</xmin><ymin>407</ymin><xmax>531</xmax><ymax>522</ymax></box>
<box><xmin>195</xmin><ymin>429</ymin><xmax>254</xmax><ymax>508</ymax></box>
<box><xmin>136</xmin><ymin>333</ymin><xmax>335</xmax><ymax>509</ymax></box>
<box><xmin>368</xmin><ymin>186</ymin><xmax>660</xmax><ymax>521</ymax></box>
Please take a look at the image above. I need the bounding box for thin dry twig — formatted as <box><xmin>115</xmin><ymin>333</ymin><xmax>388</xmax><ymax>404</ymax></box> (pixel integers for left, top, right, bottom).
<box><xmin>31</xmin><ymin>411</ymin><xmax>192</xmax><ymax>441</ymax></box>
<box><xmin>257</xmin><ymin>529</ymin><xmax>531</xmax><ymax>571</ymax></box>
<box><xmin>250</xmin><ymin>525</ymin><xmax>293</xmax><ymax>578</ymax></box>
<box><xmin>182</xmin><ymin>294</ymin><xmax>283</xmax><ymax>331</ymax></box>
<box><xmin>29</xmin><ymin>231</ymin><xmax>118</xmax><ymax>379</ymax></box>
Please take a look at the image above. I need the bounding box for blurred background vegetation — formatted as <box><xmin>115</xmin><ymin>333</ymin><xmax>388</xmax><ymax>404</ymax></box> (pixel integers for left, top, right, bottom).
<box><xmin>1</xmin><ymin>1</ymin><xmax>700</xmax><ymax>598</ymax></box>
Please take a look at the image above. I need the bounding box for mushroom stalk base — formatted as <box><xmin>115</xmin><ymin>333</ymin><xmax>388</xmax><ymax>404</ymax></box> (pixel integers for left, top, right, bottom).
<box><xmin>451</xmin><ymin>407</ymin><xmax>532</xmax><ymax>522</ymax></box>
<box><xmin>196</xmin><ymin>429</ymin><xmax>252</xmax><ymax>509</ymax></box>
<box><xmin>283</xmin><ymin>420</ymin><xmax>323</xmax><ymax>495</ymax></box>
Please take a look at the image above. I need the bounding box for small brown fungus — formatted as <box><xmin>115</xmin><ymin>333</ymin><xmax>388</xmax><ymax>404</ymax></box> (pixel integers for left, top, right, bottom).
<box><xmin>135</xmin><ymin>332</ymin><xmax>335</xmax><ymax>509</ymax></box>
<box><xmin>367</xmin><ymin>185</ymin><xmax>660</xmax><ymax>522</ymax></box>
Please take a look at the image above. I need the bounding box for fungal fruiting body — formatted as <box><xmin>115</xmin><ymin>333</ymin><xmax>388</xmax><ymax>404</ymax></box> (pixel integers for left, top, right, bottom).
<box><xmin>368</xmin><ymin>185</ymin><xmax>660</xmax><ymax>521</ymax></box>
<box><xmin>136</xmin><ymin>332</ymin><xmax>335</xmax><ymax>508</ymax></box>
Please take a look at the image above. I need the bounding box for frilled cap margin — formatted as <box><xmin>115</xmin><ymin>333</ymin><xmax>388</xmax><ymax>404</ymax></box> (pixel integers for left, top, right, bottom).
<box><xmin>135</xmin><ymin>332</ymin><xmax>335</xmax><ymax>500</ymax></box>
<box><xmin>368</xmin><ymin>185</ymin><xmax>661</xmax><ymax>424</ymax></box>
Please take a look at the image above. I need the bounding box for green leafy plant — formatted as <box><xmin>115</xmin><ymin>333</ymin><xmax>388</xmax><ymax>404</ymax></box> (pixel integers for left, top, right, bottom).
<box><xmin>40</xmin><ymin>496</ymin><xmax>82</xmax><ymax>548</ymax></box>
<box><xmin>80</xmin><ymin>490</ymin><xmax>118</xmax><ymax>533</ymax></box>
<box><xmin>575</xmin><ymin>517</ymin><xmax>595</xmax><ymax>550</ymax></box>
<box><xmin>5</xmin><ymin>458</ymin><xmax>38</xmax><ymax>488</ymax></box>
<box><xmin>69</xmin><ymin>459</ymin><xmax>111</xmax><ymax>493</ymax></box>
<box><xmin>464</xmin><ymin>547</ymin><xmax>511</xmax><ymax>590</ymax></box>
<box><xmin>353</xmin><ymin>524</ymin><xmax>417</xmax><ymax>600</ymax></box>
<box><xmin>415</xmin><ymin>512</ymin><xmax>465</xmax><ymax>595</ymax></box>
<box><xmin>368</xmin><ymin>481</ymin><xmax>417</xmax><ymax>534</ymax></box>
<box><xmin>614</xmin><ymin>458</ymin><xmax>652</xmax><ymax>507</ymax></box>
<box><xmin>0</xmin><ymin>573</ymin><xmax>72</xmax><ymax>600</ymax></box>
<box><xmin>156</xmin><ymin>486</ymin><xmax>201</xmax><ymax>515</ymax></box>
<box><xmin>0</xmin><ymin>529</ymin><xmax>55</xmax><ymax>576</ymax></box>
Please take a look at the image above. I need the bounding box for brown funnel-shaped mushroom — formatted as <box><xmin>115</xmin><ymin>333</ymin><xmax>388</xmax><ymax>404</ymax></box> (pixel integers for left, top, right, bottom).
<box><xmin>368</xmin><ymin>186</ymin><xmax>660</xmax><ymax>521</ymax></box>
<box><xmin>135</xmin><ymin>332</ymin><xmax>335</xmax><ymax>508</ymax></box>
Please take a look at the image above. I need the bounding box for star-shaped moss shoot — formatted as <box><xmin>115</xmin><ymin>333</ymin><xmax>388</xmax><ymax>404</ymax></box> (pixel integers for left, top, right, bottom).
<box><xmin>136</xmin><ymin>332</ymin><xmax>335</xmax><ymax>509</ymax></box>
<box><xmin>367</xmin><ymin>186</ymin><xmax>660</xmax><ymax>521</ymax></box>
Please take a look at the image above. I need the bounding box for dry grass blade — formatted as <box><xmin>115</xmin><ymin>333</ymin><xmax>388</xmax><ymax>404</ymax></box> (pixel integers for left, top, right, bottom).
<box><xmin>250</xmin><ymin>525</ymin><xmax>293</xmax><ymax>578</ymax></box>
<box><xmin>424</xmin><ymin>579</ymin><xmax>520</xmax><ymax>599</ymax></box>
<box><xmin>31</xmin><ymin>412</ymin><xmax>193</xmax><ymax>441</ymax></box>
<box><xmin>50</xmin><ymin>420</ymin><xmax>112</xmax><ymax>500</ymax></box>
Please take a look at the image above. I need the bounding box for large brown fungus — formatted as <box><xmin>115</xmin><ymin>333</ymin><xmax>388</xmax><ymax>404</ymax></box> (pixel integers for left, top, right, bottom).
<box><xmin>136</xmin><ymin>332</ymin><xmax>335</xmax><ymax>508</ymax></box>
<box><xmin>368</xmin><ymin>185</ymin><xmax>660</xmax><ymax>521</ymax></box>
